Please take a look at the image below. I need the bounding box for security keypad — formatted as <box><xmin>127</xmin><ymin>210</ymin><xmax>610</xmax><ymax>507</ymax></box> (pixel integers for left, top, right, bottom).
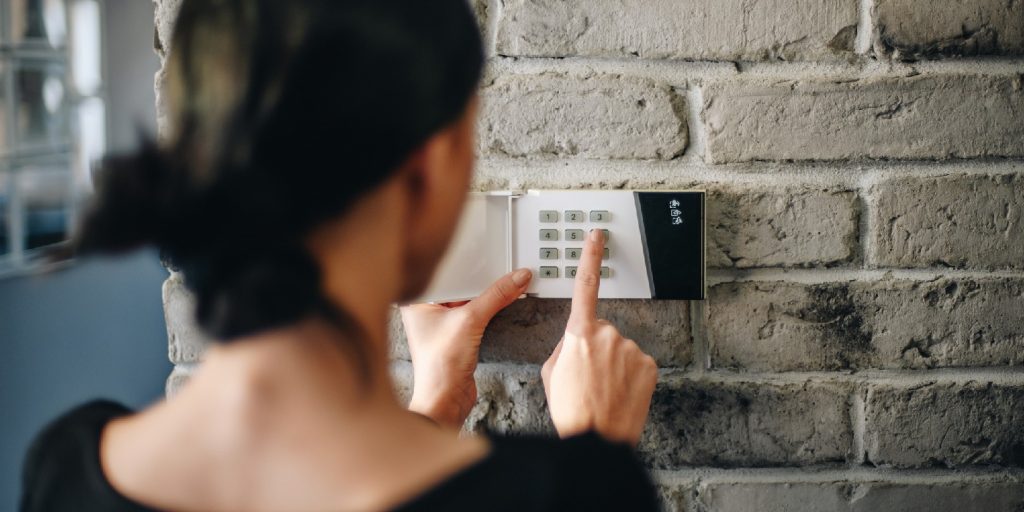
<box><xmin>416</xmin><ymin>189</ymin><xmax>705</xmax><ymax>302</ymax></box>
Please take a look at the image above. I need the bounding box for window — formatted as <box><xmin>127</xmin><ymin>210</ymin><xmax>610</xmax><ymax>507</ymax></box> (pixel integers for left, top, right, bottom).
<box><xmin>0</xmin><ymin>0</ymin><xmax>104</xmax><ymax>275</ymax></box>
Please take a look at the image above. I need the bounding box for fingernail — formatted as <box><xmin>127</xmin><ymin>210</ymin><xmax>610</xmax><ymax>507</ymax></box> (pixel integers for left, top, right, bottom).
<box><xmin>589</xmin><ymin>229</ymin><xmax>602</xmax><ymax>242</ymax></box>
<box><xmin>513</xmin><ymin>268</ymin><xmax>532</xmax><ymax>286</ymax></box>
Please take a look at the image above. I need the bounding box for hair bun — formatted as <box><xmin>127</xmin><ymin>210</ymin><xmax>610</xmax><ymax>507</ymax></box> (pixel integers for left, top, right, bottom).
<box><xmin>77</xmin><ymin>142</ymin><xmax>183</xmax><ymax>254</ymax></box>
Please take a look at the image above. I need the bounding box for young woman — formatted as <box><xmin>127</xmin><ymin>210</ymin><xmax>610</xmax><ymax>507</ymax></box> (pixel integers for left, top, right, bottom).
<box><xmin>21</xmin><ymin>0</ymin><xmax>661</xmax><ymax>510</ymax></box>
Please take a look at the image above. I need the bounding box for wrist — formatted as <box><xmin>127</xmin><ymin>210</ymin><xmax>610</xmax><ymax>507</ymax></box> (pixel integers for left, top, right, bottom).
<box><xmin>409</xmin><ymin>391</ymin><xmax>465</xmax><ymax>429</ymax></box>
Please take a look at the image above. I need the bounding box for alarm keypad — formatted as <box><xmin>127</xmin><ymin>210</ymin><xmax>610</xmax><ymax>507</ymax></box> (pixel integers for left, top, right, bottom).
<box><xmin>532</xmin><ymin>209</ymin><xmax>613</xmax><ymax>281</ymax></box>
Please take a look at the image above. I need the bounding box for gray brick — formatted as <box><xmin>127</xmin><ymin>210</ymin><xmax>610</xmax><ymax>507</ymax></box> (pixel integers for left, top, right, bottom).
<box><xmin>391</xmin><ymin>299</ymin><xmax>692</xmax><ymax>367</ymax></box>
<box><xmin>870</xmin><ymin>173</ymin><xmax>1024</xmax><ymax>270</ymax></box>
<box><xmin>642</xmin><ymin>379</ymin><xmax>853</xmax><ymax>468</ymax></box>
<box><xmin>704</xmin><ymin>75</ymin><xmax>1024</xmax><ymax>163</ymax></box>
<box><xmin>154</xmin><ymin>0</ymin><xmax>182</xmax><ymax>57</ymax></box>
<box><xmin>708</xmin><ymin>278</ymin><xmax>1024</xmax><ymax>371</ymax></box>
<box><xmin>165</xmin><ymin>364</ymin><xmax>193</xmax><ymax>398</ymax></box>
<box><xmin>708</xmin><ymin>186</ymin><xmax>859</xmax><ymax>268</ymax></box>
<box><xmin>390</xmin><ymin>362</ymin><xmax>554</xmax><ymax>435</ymax></box>
<box><xmin>163</xmin><ymin>273</ymin><xmax>211</xmax><ymax>364</ymax></box>
<box><xmin>865</xmin><ymin>383</ymin><xmax>1024</xmax><ymax>468</ymax></box>
<box><xmin>701</xmin><ymin>481</ymin><xmax>1024</xmax><ymax>512</ymax></box>
<box><xmin>653</xmin><ymin>479</ymin><xmax>693</xmax><ymax>512</ymax></box>
<box><xmin>496</xmin><ymin>0</ymin><xmax>859</xmax><ymax>61</ymax></box>
<box><xmin>875</xmin><ymin>0</ymin><xmax>1024</xmax><ymax>59</ymax></box>
<box><xmin>478</xmin><ymin>73</ymin><xmax>687</xmax><ymax>160</ymax></box>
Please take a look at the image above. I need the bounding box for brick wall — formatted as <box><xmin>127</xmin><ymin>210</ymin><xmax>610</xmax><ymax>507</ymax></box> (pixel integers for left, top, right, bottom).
<box><xmin>156</xmin><ymin>1</ymin><xmax>1024</xmax><ymax>510</ymax></box>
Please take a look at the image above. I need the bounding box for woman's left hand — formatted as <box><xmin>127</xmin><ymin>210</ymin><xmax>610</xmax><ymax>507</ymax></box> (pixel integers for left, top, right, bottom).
<box><xmin>401</xmin><ymin>269</ymin><xmax>532</xmax><ymax>429</ymax></box>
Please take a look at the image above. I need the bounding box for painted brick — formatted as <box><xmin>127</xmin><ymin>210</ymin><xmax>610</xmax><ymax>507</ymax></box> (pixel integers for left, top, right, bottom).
<box><xmin>165</xmin><ymin>364</ymin><xmax>193</xmax><ymax>398</ymax></box>
<box><xmin>701</xmin><ymin>481</ymin><xmax>1024</xmax><ymax>512</ymax></box>
<box><xmin>707</xmin><ymin>186</ymin><xmax>859</xmax><ymax>268</ymax></box>
<box><xmin>164</xmin><ymin>273</ymin><xmax>211</xmax><ymax>364</ymax></box>
<box><xmin>870</xmin><ymin>173</ymin><xmax>1024</xmax><ymax>270</ymax></box>
<box><xmin>391</xmin><ymin>361</ymin><xmax>554</xmax><ymax>435</ymax></box>
<box><xmin>478</xmin><ymin>73</ymin><xmax>688</xmax><ymax>160</ymax></box>
<box><xmin>708</xmin><ymin>278</ymin><xmax>1024</xmax><ymax>371</ymax></box>
<box><xmin>704</xmin><ymin>75</ymin><xmax>1024</xmax><ymax>163</ymax></box>
<box><xmin>390</xmin><ymin>299</ymin><xmax>691</xmax><ymax>367</ymax></box>
<box><xmin>875</xmin><ymin>0</ymin><xmax>1024</xmax><ymax>59</ymax></box>
<box><xmin>642</xmin><ymin>379</ymin><xmax>853</xmax><ymax>468</ymax></box>
<box><xmin>864</xmin><ymin>383</ymin><xmax>1024</xmax><ymax>468</ymax></box>
<box><xmin>496</xmin><ymin>0</ymin><xmax>859</xmax><ymax>61</ymax></box>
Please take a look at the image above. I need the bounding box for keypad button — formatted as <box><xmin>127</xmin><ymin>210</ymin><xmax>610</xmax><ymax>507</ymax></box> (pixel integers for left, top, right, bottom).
<box><xmin>539</xmin><ymin>266</ymin><xmax>559</xmax><ymax>278</ymax></box>
<box><xmin>601</xmin><ymin>229</ymin><xmax>610</xmax><ymax>241</ymax></box>
<box><xmin>539</xmin><ymin>210</ymin><xmax>558</xmax><ymax>223</ymax></box>
<box><xmin>566</xmin><ymin>247</ymin><xmax>582</xmax><ymax>260</ymax></box>
<box><xmin>590</xmin><ymin>210</ymin><xmax>610</xmax><ymax>222</ymax></box>
<box><xmin>564</xmin><ymin>210</ymin><xmax>584</xmax><ymax>222</ymax></box>
<box><xmin>540</xmin><ymin>248</ymin><xmax>558</xmax><ymax>260</ymax></box>
<box><xmin>566</xmin><ymin>266</ymin><xmax>578</xmax><ymax>278</ymax></box>
<box><xmin>600</xmin><ymin>267</ymin><xmax>611</xmax><ymax>278</ymax></box>
<box><xmin>565</xmin><ymin>229</ymin><xmax>584</xmax><ymax>242</ymax></box>
<box><xmin>603</xmin><ymin>248</ymin><xmax>610</xmax><ymax>260</ymax></box>
<box><xmin>540</xmin><ymin>229</ymin><xmax>558</xmax><ymax>241</ymax></box>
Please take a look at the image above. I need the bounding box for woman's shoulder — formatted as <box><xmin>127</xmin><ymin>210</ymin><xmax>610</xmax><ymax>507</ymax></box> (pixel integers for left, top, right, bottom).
<box><xmin>20</xmin><ymin>400</ymin><xmax>147</xmax><ymax>512</ymax></box>
<box><xmin>400</xmin><ymin>431</ymin><xmax>660</xmax><ymax>512</ymax></box>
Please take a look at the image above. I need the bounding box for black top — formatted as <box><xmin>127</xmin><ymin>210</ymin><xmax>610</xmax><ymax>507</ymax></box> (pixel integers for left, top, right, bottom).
<box><xmin>21</xmin><ymin>400</ymin><xmax>660</xmax><ymax>511</ymax></box>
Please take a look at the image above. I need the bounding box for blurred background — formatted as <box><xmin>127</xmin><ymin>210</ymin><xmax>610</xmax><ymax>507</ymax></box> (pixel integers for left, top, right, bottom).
<box><xmin>0</xmin><ymin>0</ymin><xmax>169</xmax><ymax>507</ymax></box>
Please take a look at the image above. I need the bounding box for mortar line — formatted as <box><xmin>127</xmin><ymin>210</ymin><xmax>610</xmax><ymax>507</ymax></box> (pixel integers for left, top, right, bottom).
<box><xmin>484</xmin><ymin>55</ymin><xmax>1024</xmax><ymax>83</ymax></box>
<box><xmin>687</xmin><ymin>300</ymin><xmax>708</xmax><ymax>376</ymax></box>
<box><xmin>652</xmin><ymin>466</ymin><xmax>1024</xmax><ymax>486</ymax></box>
<box><xmin>706</xmin><ymin>267</ymin><xmax>1024</xmax><ymax>284</ymax></box>
<box><xmin>851</xmin><ymin>388</ymin><xmax>867</xmax><ymax>465</ymax></box>
<box><xmin>484</xmin><ymin>0</ymin><xmax>500</xmax><ymax>58</ymax></box>
<box><xmin>854</xmin><ymin>0</ymin><xmax>875</xmax><ymax>55</ymax></box>
<box><xmin>682</xmin><ymin>85</ymin><xmax>707</xmax><ymax>163</ymax></box>
<box><xmin>658</xmin><ymin>367</ymin><xmax>1024</xmax><ymax>386</ymax></box>
<box><xmin>474</xmin><ymin>157</ymin><xmax>1024</xmax><ymax>191</ymax></box>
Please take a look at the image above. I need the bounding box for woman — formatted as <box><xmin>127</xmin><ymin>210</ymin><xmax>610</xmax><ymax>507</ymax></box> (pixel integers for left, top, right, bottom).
<box><xmin>21</xmin><ymin>0</ymin><xmax>661</xmax><ymax>510</ymax></box>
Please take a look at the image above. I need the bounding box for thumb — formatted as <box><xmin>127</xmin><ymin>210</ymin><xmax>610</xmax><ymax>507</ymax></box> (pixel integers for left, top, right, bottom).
<box><xmin>465</xmin><ymin>268</ymin><xmax>532</xmax><ymax>322</ymax></box>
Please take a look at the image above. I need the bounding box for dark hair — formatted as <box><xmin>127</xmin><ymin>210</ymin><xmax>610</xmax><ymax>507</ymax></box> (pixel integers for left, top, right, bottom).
<box><xmin>76</xmin><ymin>0</ymin><xmax>483</xmax><ymax>340</ymax></box>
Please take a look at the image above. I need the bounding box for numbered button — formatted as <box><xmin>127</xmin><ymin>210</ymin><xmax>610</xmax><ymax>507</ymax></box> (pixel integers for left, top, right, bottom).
<box><xmin>590</xmin><ymin>210</ymin><xmax>610</xmax><ymax>222</ymax></box>
<box><xmin>565</xmin><ymin>229</ymin><xmax>585</xmax><ymax>242</ymax></box>
<box><xmin>565</xmin><ymin>210</ymin><xmax>584</xmax><ymax>222</ymax></box>
<box><xmin>601</xmin><ymin>229</ymin><xmax>610</xmax><ymax>241</ymax></box>
<box><xmin>600</xmin><ymin>267</ymin><xmax>611</xmax><ymax>278</ymax></box>
<box><xmin>539</xmin><ymin>266</ymin><xmax>559</xmax><ymax>278</ymax></box>
<box><xmin>540</xmin><ymin>229</ymin><xmax>558</xmax><ymax>241</ymax></box>
<box><xmin>540</xmin><ymin>248</ymin><xmax>558</xmax><ymax>260</ymax></box>
<box><xmin>566</xmin><ymin>266</ymin><xmax>578</xmax><ymax>278</ymax></box>
<box><xmin>566</xmin><ymin>248</ymin><xmax>582</xmax><ymax>260</ymax></box>
<box><xmin>539</xmin><ymin>210</ymin><xmax>558</xmax><ymax>223</ymax></box>
<box><xmin>603</xmin><ymin>248</ymin><xmax>610</xmax><ymax>260</ymax></box>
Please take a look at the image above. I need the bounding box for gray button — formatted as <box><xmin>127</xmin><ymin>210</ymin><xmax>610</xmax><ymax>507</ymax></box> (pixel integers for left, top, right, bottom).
<box><xmin>539</xmin><ymin>210</ymin><xmax>558</xmax><ymax>223</ymax></box>
<box><xmin>566</xmin><ymin>247</ymin><xmax>582</xmax><ymax>260</ymax></box>
<box><xmin>566</xmin><ymin>266</ymin><xmax>578</xmax><ymax>278</ymax></box>
<box><xmin>540</xmin><ymin>229</ymin><xmax>558</xmax><ymax>241</ymax></box>
<box><xmin>600</xmin><ymin>266</ymin><xmax>611</xmax><ymax>278</ymax></box>
<box><xmin>564</xmin><ymin>210</ymin><xmax>585</xmax><ymax>222</ymax></box>
<box><xmin>565</xmin><ymin>229</ymin><xmax>585</xmax><ymax>242</ymax></box>
<box><xmin>601</xmin><ymin>229</ymin><xmax>610</xmax><ymax>241</ymax></box>
<box><xmin>540</xmin><ymin>248</ymin><xmax>558</xmax><ymax>260</ymax></box>
<box><xmin>539</xmin><ymin>266</ymin><xmax>559</xmax><ymax>278</ymax></box>
<box><xmin>590</xmin><ymin>210</ymin><xmax>610</xmax><ymax>222</ymax></box>
<box><xmin>603</xmin><ymin>248</ymin><xmax>610</xmax><ymax>260</ymax></box>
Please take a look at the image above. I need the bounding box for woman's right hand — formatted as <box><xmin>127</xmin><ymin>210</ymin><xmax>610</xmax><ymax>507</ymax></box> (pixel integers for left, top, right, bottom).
<box><xmin>540</xmin><ymin>229</ymin><xmax>659</xmax><ymax>446</ymax></box>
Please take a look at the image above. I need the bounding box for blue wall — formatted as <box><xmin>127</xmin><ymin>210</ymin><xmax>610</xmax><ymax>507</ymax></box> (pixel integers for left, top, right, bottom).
<box><xmin>0</xmin><ymin>0</ymin><xmax>167</xmax><ymax>507</ymax></box>
<box><xmin>0</xmin><ymin>251</ymin><xmax>171</xmax><ymax>508</ymax></box>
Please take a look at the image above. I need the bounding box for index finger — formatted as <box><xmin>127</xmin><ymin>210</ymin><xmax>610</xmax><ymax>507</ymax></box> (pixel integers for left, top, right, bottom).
<box><xmin>568</xmin><ymin>229</ymin><xmax>605</xmax><ymax>328</ymax></box>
